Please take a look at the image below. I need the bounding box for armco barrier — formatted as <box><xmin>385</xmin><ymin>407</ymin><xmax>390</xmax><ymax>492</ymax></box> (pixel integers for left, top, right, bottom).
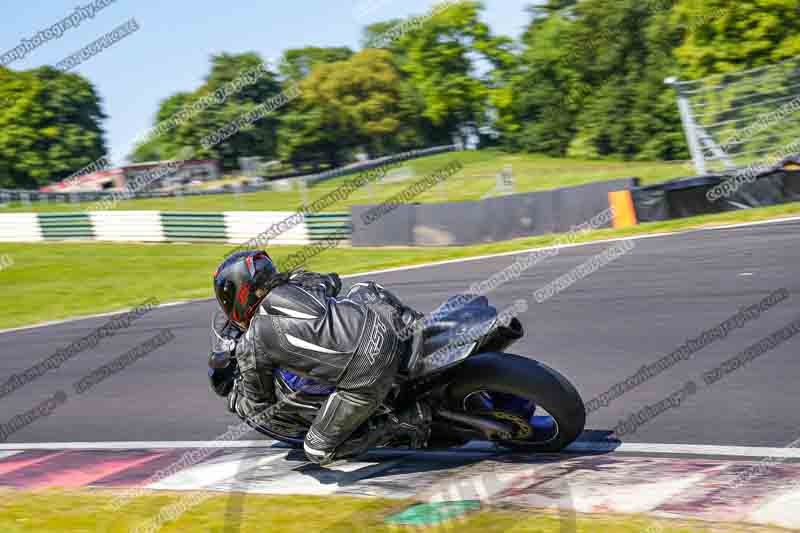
<box><xmin>303</xmin><ymin>145</ymin><xmax>455</xmax><ymax>186</ymax></box>
<box><xmin>0</xmin><ymin>211</ymin><xmax>351</xmax><ymax>245</ymax></box>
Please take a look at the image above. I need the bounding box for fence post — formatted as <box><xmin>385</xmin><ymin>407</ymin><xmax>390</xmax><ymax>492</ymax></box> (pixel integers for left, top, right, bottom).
<box><xmin>666</xmin><ymin>76</ymin><xmax>706</xmax><ymax>175</ymax></box>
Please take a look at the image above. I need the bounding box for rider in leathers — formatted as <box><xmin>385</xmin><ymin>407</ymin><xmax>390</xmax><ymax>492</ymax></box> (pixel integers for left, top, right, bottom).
<box><xmin>211</xmin><ymin>251</ymin><xmax>429</xmax><ymax>465</ymax></box>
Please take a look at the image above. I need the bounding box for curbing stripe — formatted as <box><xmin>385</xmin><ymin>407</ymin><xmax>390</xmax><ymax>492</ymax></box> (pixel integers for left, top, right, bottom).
<box><xmin>4</xmin><ymin>440</ymin><xmax>800</xmax><ymax>460</ymax></box>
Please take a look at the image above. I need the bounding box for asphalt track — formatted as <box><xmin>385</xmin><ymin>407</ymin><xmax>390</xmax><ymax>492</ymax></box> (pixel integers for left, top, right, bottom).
<box><xmin>1</xmin><ymin>219</ymin><xmax>799</xmax><ymax>447</ymax></box>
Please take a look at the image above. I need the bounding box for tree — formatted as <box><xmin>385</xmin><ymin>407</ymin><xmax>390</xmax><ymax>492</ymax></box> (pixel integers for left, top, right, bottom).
<box><xmin>672</xmin><ymin>0</ymin><xmax>800</xmax><ymax>78</ymax></box>
<box><xmin>279</xmin><ymin>47</ymin><xmax>354</xmax><ymax>82</ymax></box>
<box><xmin>503</xmin><ymin>0</ymin><xmax>688</xmax><ymax>160</ymax></box>
<box><xmin>366</xmin><ymin>1</ymin><xmax>514</xmax><ymax>142</ymax></box>
<box><xmin>0</xmin><ymin>66</ymin><xmax>106</xmax><ymax>188</ymax></box>
<box><xmin>499</xmin><ymin>14</ymin><xmax>578</xmax><ymax>155</ymax></box>
<box><xmin>130</xmin><ymin>92</ymin><xmax>191</xmax><ymax>161</ymax></box>
<box><xmin>129</xmin><ymin>52</ymin><xmax>284</xmax><ymax>170</ymax></box>
<box><xmin>278</xmin><ymin>49</ymin><xmax>404</xmax><ymax>166</ymax></box>
<box><xmin>563</xmin><ymin>0</ymin><xmax>687</xmax><ymax>160</ymax></box>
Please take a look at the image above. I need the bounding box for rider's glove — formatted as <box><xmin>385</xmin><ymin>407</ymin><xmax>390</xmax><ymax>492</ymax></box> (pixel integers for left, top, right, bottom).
<box><xmin>293</xmin><ymin>271</ymin><xmax>341</xmax><ymax>297</ymax></box>
<box><xmin>324</xmin><ymin>273</ymin><xmax>342</xmax><ymax>297</ymax></box>
<box><xmin>227</xmin><ymin>378</ymin><xmax>243</xmax><ymax>416</ymax></box>
<box><xmin>209</xmin><ymin>361</ymin><xmax>236</xmax><ymax>397</ymax></box>
<box><xmin>208</xmin><ymin>330</ymin><xmax>239</xmax><ymax>398</ymax></box>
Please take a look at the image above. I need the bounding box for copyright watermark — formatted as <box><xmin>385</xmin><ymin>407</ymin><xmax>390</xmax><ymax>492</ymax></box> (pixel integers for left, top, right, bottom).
<box><xmin>0</xmin><ymin>254</ymin><xmax>13</xmax><ymax>271</ymax></box>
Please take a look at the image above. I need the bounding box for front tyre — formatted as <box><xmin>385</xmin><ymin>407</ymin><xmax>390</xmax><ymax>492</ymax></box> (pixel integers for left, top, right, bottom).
<box><xmin>444</xmin><ymin>353</ymin><xmax>585</xmax><ymax>452</ymax></box>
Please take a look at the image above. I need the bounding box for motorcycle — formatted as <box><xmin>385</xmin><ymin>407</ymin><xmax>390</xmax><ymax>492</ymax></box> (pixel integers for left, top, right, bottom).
<box><xmin>209</xmin><ymin>294</ymin><xmax>586</xmax><ymax>453</ymax></box>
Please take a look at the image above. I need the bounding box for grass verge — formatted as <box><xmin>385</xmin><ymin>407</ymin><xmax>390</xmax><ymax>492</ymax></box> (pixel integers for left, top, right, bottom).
<box><xmin>0</xmin><ymin>202</ymin><xmax>798</xmax><ymax>330</ymax></box>
<box><xmin>0</xmin><ymin>489</ymin><xmax>781</xmax><ymax>532</ymax></box>
<box><xmin>0</xmin><ymin>150</ymin><xmax>688</xmax><ymax>214</ymax></box>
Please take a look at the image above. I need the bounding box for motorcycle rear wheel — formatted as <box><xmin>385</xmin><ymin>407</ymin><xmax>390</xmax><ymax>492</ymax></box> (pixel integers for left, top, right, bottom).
<box><xmin>443</xmin><ymin>352</ymin><xmax>586</xmax><ymax>452</ymax></box>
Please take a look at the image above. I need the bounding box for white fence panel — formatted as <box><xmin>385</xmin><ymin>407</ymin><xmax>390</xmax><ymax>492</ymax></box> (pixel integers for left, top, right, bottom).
<box><xmin>0</xmin><ymin>214</ymin><xmax>42</xmax><ymax>242</ymax></box>
<box><xmin>90</xmin><ymin>211</ymin><xmax>165</xmax><ymax>242</ymax></box>
<box><xmin>224</xmin><ymin>212</ymin><xmax>310</xmax><ymax>245</ymax></box>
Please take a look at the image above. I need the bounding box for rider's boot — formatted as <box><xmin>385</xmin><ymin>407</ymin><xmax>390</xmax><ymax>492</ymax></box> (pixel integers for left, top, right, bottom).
<box><xmin>317</xmin><ymin>401</ymin><xmax>432</xmax><ymax>466</ymax></box>
<box><xmin>385</xmin><ymin>400</ymin><xmax>432</xmax><ymax>448</ymax></box>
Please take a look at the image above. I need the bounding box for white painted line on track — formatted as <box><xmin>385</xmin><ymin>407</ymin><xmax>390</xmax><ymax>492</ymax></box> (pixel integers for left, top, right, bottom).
<box><xmin>567</xmin><ymin>441</ymin><xmax>800</xmax><ymax>459</ymax></box>
<box><xmin>5</xmin><ymin>440</ymin><xmax>800</xmax><ymax>460</ymax></box>
<box><xmin>0</xmin><ymin>451</ymin><xmax>22</xmax><ymax>460</ymax></box>
<box><xmin>3</xmin><ymin>214</ymin><xmax>799</xmax><ymax>335</ymax></box>
<box><xmin>0</xmin><ymin>299</ymin><xmax>208</xmax><ymax>335</ymax></box>
<box><xmin>698</xmin><ymin>214</ymin><xmax>800</xmax><ymax>232</ymax></box>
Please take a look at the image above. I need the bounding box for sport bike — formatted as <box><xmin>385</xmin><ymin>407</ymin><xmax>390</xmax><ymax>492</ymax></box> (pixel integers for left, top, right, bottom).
<box><xmin>210</xmin><ymin>295</ymin><xmax>585</xmax><ymax>452</ymax></box>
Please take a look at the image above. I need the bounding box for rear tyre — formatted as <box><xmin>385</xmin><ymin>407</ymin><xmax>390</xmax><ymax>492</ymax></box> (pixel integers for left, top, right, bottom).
<box><xmin>443</xmin><ymin>353</ymin><xmax>585</xmax><ymax>452</ymax></box>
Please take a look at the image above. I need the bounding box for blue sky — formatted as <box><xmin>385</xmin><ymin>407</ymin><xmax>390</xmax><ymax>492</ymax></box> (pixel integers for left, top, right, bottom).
<box><xmin>1</xmin><ymin>0</ymin><xmax>534</xmax><ymax>165</ymax></box>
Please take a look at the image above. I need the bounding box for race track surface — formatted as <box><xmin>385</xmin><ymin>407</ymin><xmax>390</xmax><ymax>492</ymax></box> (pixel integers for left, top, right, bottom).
<box><xmin>1</xmin><ymin>219</ymin><xmax>799</xmax><ymax>447</ymax></box>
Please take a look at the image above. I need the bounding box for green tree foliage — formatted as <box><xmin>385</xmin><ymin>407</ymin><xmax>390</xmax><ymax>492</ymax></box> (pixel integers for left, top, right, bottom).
<box><xmin>370</xmin><ymin>1</ymin><xmax>513</xmax><ymax>141</ymax></box>
<box><xmin>10</xmin><ymin>1</ymin><xmax>800</xmax><ymax>190</ymax></box>
<box><xmin>130</xmin><ymin>52</ymin><xmax>283</xmax><ymax>170</ymax></box>
<box><xmin>502</xmin><ymin>0</ymin><xmax>689</xmax><ymax>160</ymax></box>
<box><xmin>499</xmin><ymin>15</ymin><xmax>577</xmax><ymax>155</ymax></box>
<box><xmin>0</xmin><ymin>66</ymin><xmax>106</xmax><ymax>188</ymax></box>
<box><xmin>279</xmin><ymin>47</ymin><xmax>354</xmax><ymax>82</ymax></box>
<box><xmin>277</xmin><ymin>49</ymin><xmax>404</xmax><ymax>167</ymax></box>
<box><xmin>564</xmin><ymin>0</ymin><xmax>688</xmax><ymax>160</ymax></box>
<box><xmin>130</xmin><ymin>92</ymin><xmax>191</xmax><ymax>162</ymax></box>
<box><xmin>672</xmin><ymin>0</ymin><xmax>800</xmax><ymax>78</ymax></box>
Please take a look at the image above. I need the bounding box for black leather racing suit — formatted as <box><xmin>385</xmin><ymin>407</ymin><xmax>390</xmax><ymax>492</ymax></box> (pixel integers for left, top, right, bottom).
<box><xmin>229</xmin><ymin>272</ymin><xmax>418</xmax><ymax>464</ymax></box>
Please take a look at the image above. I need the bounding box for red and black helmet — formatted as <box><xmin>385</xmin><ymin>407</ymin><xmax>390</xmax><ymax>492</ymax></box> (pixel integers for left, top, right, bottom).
<box><xmin>214</xmin><ymin>251</ymin><xmax>278</xmax><ymax>330</ymax></box>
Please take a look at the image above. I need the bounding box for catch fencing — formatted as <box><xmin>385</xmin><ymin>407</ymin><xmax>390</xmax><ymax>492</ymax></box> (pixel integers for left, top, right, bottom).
<box><xmin>667</xmin><ymin>56</ymin><xmax>800</xmax><ymax>175</ymax></box>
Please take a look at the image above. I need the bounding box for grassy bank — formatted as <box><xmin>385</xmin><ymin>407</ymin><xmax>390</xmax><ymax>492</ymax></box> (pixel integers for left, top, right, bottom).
<box><xmin>0</xmin><ymin>201</ymin><xmax>798</xmax><ymax>330</ymax></box>
<box><xmin>0</xmin><ymin>150</ymin><xmax>689</xmax><ymax>214</ymax></box>
<box><xmin>0</xmin><ymin>489</ymin><xmax>777</xmax><ymax>532</ymax></box>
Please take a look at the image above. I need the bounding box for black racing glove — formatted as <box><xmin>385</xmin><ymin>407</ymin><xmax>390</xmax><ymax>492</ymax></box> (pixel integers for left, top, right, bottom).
<box><xmin>208</xmin><ymin>320</ymin><xmax>240</xmax><ymax>398</ymax></box>
<box><xmin>325</xmin><ymin>273</ymin><xmax>342</xmax><ymax>297</ymax></box>
<box><xmin>209</xmin><ymin>361</ymin><xmax>237</xmax><ymax>397</ymax></box>
<box><xmin>227</xmin><ymin>377</ymin><xmax>243</xmax><ymax>415</ymax></box>
<box><xmin>293</xmin><ymin>271</ymin><xmax>342</xmax><ymax>298</ymax></box>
